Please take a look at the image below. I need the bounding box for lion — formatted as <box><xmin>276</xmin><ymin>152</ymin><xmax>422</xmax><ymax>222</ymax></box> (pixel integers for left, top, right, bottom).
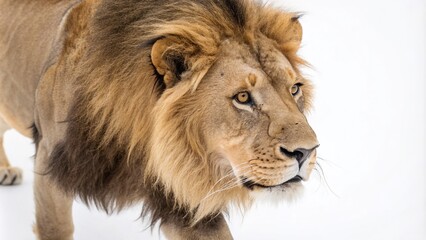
<box><xmin>0</xmin><ymin>0</ymin><xmax>319</xmax><ymax>239</ymax></box>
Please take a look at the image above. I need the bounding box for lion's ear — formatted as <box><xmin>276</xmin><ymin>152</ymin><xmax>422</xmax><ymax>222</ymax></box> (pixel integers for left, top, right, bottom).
<box><xmin>151</xmin><ymin>38</ymin><xmax>188</xmax><ymax>88</ymax></box>
<box><xmin>281</xmin><ymin>16</ymin><xmax>303</xmax><ymax>52</ymax></box>
<box><xmin>260</xmin><ymin>12</ymin><xmax>303</xmax><ymax>54</ymax></box>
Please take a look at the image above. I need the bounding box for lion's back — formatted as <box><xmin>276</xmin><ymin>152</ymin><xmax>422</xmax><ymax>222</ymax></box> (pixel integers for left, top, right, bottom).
<box><xmin>0</xmin><ymin>0</ymin><xmax>80</xmax><ymax>131</ymax></box>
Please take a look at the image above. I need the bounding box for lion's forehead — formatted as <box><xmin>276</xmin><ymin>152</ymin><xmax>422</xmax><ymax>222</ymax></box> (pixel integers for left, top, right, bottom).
<box><xmin>219</xmin><ymin>39</ymin><xmax>297</xmax><ymax>88</ymax></box>
<box><xmin>260</xmin><ymin>51</ymin><xmax>297</xmax><ymax>85</ymax></box>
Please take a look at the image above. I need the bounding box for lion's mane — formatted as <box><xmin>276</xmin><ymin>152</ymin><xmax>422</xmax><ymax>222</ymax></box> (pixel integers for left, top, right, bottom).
<box><xmin>47</xmin><ymin>0</ymin><xmax>305</xmax><ymax>225</ymax></box>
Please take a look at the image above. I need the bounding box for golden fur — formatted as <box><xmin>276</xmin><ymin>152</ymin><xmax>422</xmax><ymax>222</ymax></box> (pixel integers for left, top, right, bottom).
<box><xmin>1</xmin><ymin>0</ymin><xmax>319</xmax><ymax>238</ymax></box>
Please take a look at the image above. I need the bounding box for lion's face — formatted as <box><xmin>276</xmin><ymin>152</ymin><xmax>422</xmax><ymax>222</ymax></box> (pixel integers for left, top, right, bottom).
<box><xmin>196</xmin><ymin>39</ymin><xmax>319</xmax><ymax>197</ymax></box>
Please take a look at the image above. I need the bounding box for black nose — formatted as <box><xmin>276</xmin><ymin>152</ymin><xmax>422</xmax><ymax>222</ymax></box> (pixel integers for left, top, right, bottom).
<box><xmin>279</xmin><ymin>146</ymin><xmax>317</xmax><ymax>168</ymax></box>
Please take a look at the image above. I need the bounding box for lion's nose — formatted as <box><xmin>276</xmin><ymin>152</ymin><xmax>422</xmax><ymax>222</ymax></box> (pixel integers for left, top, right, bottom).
<box><xmin>279</xmin><ymin>146</ymin><xmax>319</xmax><ymax>168</ymax></box>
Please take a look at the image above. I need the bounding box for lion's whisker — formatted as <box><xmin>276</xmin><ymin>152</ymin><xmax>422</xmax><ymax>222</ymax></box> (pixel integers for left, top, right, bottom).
<box><xmin>212</xmin><ymin>163</ymin><xmax>251</xmax><ymax>185</ymax></box>
<box><xmin>315</xmin><ymin>162</ymin><xmax>339</xmax><ymax>198</ymax></box>
<box><xmin>317</xmin><ymin>155</ymin><xmax>342</xmax><ymax>169</ymax></box>
<box><xmin>205</xmin><ymin>163</ymin><xmax>251</xmax><ymax>196</ymax></box>
<box><xmin>201</xmin><ymin>167</ymin><xmax>255</xmax><ymax>202</ymax></box>
<box><xmin>201</xmin><ymin>180</ymin><xmax>240</xmax><ymax>202</ymax></box>
<box><xmin>212</xmin><ymin>168</ymin><xmax>251</xmax><ymax>192</ymax></box>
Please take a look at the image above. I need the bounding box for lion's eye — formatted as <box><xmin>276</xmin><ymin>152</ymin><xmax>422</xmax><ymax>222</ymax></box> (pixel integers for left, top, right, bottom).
<box><xmin>291</xmin><ymin>83</ymin><xmax>303</xmax><ymax>96</ymax></box>
<box><xmin>235</xmin><ymin>91</ymin><xmax>252</xmax><ymax>104</ymax></box>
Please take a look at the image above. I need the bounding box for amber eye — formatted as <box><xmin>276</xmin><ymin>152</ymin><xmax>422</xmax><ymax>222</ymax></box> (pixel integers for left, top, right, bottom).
<box><xmin>291</xmin><ymin>83</ymin><xmax>303</xmax><ymax>96</ymax></box>
<box><xmin>235</xmin><ymin>91</ymin><xmax>252</xmax><ymax>104</ymax></box>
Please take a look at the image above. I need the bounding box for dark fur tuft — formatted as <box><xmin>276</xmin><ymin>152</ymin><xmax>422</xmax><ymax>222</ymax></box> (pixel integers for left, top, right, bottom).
<box><xmin>220</xmin><ymin>0</ymin><xmax>247</xmax><ymax>28</ymax></box>
<box><xmin>30</xmin><ymin>123</ymin><xmax>41</xmax><ymax>153</ymax></box>
<box><xmin>47</xmin><ymin>96</ymin><xmax>145</xmax><ymax>212</ymax></box>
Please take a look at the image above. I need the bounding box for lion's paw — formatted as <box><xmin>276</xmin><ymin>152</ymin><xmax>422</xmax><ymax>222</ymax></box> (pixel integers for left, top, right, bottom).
<box><xmin>0</xmin><ymin>167</ymin><xmax>22</xmax><ymax>185</ymax></box>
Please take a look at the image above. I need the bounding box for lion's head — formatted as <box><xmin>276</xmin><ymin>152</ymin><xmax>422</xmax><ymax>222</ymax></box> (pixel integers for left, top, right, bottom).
<box><xmin>48</xmin><ymin>0</ymin><xmax>318</xmax><ymax>225</ymax></box>
<box><xmin>146</xmin><ymin>2</ymin><xmax>319</xmax><ymax>221</ymax></box>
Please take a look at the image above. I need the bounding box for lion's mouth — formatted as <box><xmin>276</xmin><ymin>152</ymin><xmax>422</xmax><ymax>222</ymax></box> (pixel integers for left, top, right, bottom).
<box><xmin>241</xmin><ymin>175</ymin><xmax>303</xmax><ymax>190</ymax></box>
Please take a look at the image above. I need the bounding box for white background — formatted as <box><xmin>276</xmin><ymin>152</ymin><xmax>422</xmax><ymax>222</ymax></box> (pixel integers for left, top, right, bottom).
<box><xmin>1</xmin><ymin>0</ymin><xmax>425</xmax><ymax>239</ymax></box>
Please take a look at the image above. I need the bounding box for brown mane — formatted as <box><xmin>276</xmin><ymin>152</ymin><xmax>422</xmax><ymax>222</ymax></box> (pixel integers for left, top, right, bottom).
<box><xmin>46</xmin><ymin>0</ymin><xmax>305</xmax><ymax>226</ymax></box>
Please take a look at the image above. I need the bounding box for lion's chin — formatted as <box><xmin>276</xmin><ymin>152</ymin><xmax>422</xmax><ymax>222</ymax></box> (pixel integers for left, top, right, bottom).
<box><xmin>248</xmin><ymin>182</ymin><xmax>305</xmax><ymax>205</ymax></box>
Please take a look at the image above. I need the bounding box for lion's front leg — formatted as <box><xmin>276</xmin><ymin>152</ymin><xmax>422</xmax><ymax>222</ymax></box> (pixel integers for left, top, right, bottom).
<box><xmin>33</xmin><ymin>143</ymin><xmax>74</xmax><ymax>240</ymax></box>
<box><xmin>0</xmin><ymin>117</ymin><xmax>22</xmax><ymax>185</ymax></box>
<box><xmin>161</xmin><ymin>214</ymin><xmax>233</xmax><ymax>240</ymax></box>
